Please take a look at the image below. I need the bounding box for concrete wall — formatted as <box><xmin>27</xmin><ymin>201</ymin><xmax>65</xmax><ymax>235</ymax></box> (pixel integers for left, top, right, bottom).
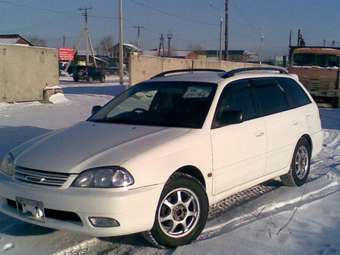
<box><xmin>129</xmin><ymin>54</ymin><xmax>263</xmax><ymax>85</ymax></box>
<box><xmin>0</xmin><ymin>44</ymin><xmax>59</xmax><ymax>102</ymax></box>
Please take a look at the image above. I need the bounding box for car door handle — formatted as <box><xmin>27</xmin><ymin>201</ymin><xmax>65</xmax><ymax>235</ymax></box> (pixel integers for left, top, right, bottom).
<box><xmin>255</xmin><ymin>131</ymin><xmax>265</xmax><ymax>137</ymax></box>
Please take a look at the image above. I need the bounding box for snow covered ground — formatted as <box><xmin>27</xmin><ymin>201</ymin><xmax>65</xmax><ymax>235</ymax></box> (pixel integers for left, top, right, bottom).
<box><xmin>0</xmin><ymin>81</ymin><xmax>339</xmax><ymax>255</ymax></box>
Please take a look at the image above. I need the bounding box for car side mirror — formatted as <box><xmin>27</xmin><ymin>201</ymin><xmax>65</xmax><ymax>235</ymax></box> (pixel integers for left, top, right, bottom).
<box><xmin>216</xmin><ymin>110</ymin><xmax>244</xmax><ymax>127</ymax></box>
<box><xmin>91</xmin><ymin>105</ymin><xmax>102</xmax><ymax>115</ymax></box>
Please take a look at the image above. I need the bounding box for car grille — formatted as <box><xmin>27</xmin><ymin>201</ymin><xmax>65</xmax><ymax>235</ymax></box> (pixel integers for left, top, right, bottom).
<box><xmin>15</xmin><ymin>167</ymin><xmax>70</xmax><ymax>187</ymax></box>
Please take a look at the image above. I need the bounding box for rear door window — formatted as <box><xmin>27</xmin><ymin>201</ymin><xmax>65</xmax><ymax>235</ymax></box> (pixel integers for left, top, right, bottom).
<box><xmin>252</xmin><ymin>78</ymin><xmax>290</xmax><ymax>116</ymax></box>
<box><xmin>275</xmin><ymin>77</ymin><xmax>311</xmax><ymax>108</ymax></box>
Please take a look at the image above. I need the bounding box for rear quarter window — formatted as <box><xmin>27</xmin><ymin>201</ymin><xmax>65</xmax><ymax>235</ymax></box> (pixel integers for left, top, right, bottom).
<box><xmin>252</xmin><ymin>78</ymin><xmax>290</xmax><ymax>116</ymax></box>
<box><xmin>275</xmin><ymin>77</ymin><xmax>311</xmax><ymax>108</ymax></box>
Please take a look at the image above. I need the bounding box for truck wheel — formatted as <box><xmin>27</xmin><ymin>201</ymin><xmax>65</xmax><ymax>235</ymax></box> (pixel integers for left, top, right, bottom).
<box><xmin>332</xmin><ymin>98</ymin><xmax>339</xmax><ymax>108</ymax></box>
<box><xmin>280</xmin><ymin>137</ymin><xmax>311</xmax><ymax>187</ymax></box>
<box><xmin>144</xmin><ymin>173</ymin><xmax>208</xmax><ymax>248</ymax></box>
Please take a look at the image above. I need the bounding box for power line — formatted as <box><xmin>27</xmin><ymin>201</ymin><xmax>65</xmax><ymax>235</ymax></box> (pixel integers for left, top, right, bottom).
<box><xmin>129</xmin><ymin>0</ymin><xmax>218</xmax><ymax>27</ymax></box>
<box><xmin>232</xmin><ymin>1</ymin><xmax>261</xmax><ymax>32</ymax></box>
<box><xmin>0</xmin><ymin>0</ymin><xmax>223</xmax><ymax>50</ymax></box>
<box><xmin>0</xmin><ymin>0</ymin><xmax>77</xmax><ymax>16</ymax></box>
<box><xmin>79</xmin><ymin>7</ymin><xmax>92</xmax><ymax>25</ymax></box>
<box><xmin>0</xmin><ymin>0</ymin><xmax>120</xmax><ymax>20</ymax></box>
<box><xmin>133</xmin><ymin>25</ymin><xmax>145</xmax><ymax>48</ymax></box>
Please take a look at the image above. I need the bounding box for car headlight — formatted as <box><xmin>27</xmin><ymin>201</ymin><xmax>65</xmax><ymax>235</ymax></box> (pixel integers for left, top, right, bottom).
<box><xmin>0</xmin><ymin>153</ymin><xmax>15</xmax><ymax>176</ymax></box>
<box><xmin>72</xmin><ymin>167</ymin><xmax>134</xmax><ymax>188</ymax></box>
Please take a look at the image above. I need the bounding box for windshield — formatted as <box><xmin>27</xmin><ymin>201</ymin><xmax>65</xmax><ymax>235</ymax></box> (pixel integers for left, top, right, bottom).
<box><xmin>293</xmin><ymin>53</ymin><xmax>339</xmax><ymax>67</ymax></box>
<box><xmin>89</xmin><ymin>81</ymin><xmax>217</xmax><ymax>128</ymax></box>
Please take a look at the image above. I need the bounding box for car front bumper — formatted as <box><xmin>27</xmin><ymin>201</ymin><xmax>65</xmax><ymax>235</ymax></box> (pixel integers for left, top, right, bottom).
<box><xmin>0</xmin><ymin>174</ymin><xmax>163</xmax><ymax>237</ymax></box>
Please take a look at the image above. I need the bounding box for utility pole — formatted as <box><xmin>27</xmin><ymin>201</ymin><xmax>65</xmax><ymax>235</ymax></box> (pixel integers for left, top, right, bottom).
<box><xmin>158</xmin><ymin>34</ymin><xmax>165</xmax><ymax>57</ymax></box>
<box><xmin>259</xmin><ymin>32</ymin><xmax>264</xmax><ymax>64</ymax></box>
<box><xmin>62</xmin><ymin>35</ymin><xmax>66</xmax><ymax>48</ymax></box>
<box><xmin>65</xmin><ymin>7</ymin><xmax>96</xmax><ymax>73</ymax></box>
<box><xmin>219</xmin><ymin>18</ymin><xmax>223</xmax><ymax>60</ymax></box>
<box><xmin>167</xmin><ymin>33</ymin><xmax>173</xmax><ymax>57</ymax></box>
<box><xmin>79</xmin><ymin>7</ymin><xmax>92</xmax><ymax>66</ymax></box>
<box><xmin>133</xmin><ymin>25</ymin><xmax>144</xmax><ymax>48</ymax></box>
<box><xmin>223</xmin><ymin>0</ymin><xmax>229</xmax><ymax>60</ymax></box>
<box><xmin>118</xmin><ymin>0</ymin><xmax>124</xmax><ymax>85</ymax></box>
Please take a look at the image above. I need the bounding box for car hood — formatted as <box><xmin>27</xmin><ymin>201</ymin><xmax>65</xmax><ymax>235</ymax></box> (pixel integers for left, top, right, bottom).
<box><xmin>14</xmin><ymin>121</ymin><xmax>189</xmax><ymax>173</ymax></box>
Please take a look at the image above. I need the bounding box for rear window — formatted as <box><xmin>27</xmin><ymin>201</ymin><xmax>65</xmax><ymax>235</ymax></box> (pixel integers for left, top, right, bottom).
<box><xmin>252</xmin><ymin>78</ymin><xmax>290</xmax><ymax>116</ymax></box>
<box><xmin>275</xmin><ymin>77</ymin><xmax>311</xmax><ymax>108</ymax></box>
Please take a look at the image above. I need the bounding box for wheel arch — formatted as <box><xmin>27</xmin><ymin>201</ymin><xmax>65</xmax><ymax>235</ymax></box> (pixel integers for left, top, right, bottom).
<box><xmin>301</xmin><ymin>134</ymin><xmax>313</xmax><ymax>154</ymax></box>
<box><xmin>171</xmin><ymin>165</ymin><xmax>206</xmax><ymax>189</ymax></box>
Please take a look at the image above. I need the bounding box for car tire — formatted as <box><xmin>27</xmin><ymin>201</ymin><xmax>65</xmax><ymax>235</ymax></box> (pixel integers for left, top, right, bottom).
<box><xmin>280</xmin><ymin>137</ymin><xmax>311</xmax><ymax>187</ymax></box>
<box><xmin>73</xmin><ymin>77</ymin><xmax>79</xmax><ymax>82</ymax></box>
<box><xmin>144</xmin><ymin>172</ymin><xmax>208</xmax><ymax>248</ymax></box>
<box><xmin>331</xmin><ymin>98</ymin><xmax>339</xmax><ymax>108</ymax></box>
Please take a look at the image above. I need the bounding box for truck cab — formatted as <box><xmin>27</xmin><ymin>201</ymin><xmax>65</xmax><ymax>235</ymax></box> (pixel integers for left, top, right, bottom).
<box><xmin>288</xmin><ymin>47</ymin><xmax>340</xmax><ymax>107</ymax></box>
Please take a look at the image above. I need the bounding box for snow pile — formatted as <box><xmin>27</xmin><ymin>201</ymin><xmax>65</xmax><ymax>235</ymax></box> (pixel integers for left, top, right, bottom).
<box><xmin>46</xmin><ymin>85</ymin><xmax>62</xmax><ymax>90</ymax></box>
<box><xmin>49</xmin><ymin>93</ymin><xmax>69</xmax><ymax>104</ymax></box>
<box><xmin>2</xmin><ymin>243</ymin><xmax>14</xmax><ymax>251</ymax></box>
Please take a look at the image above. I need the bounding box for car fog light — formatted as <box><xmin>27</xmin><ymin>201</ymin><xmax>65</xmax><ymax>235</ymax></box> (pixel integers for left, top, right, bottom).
<box><xmin>89</xmin><ymin>217</ymin><xmax>120</xmax><ymax>228</ymax></box>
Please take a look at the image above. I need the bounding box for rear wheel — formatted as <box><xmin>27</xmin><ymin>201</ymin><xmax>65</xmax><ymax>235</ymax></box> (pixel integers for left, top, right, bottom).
<box><xmin>280</xmin><ymin>137</ymin><xmax>311</xmax><ymax>186</ymax></box>
<box><xmin>144</xmin><ymin>173</ymin><xmax>208</xmax><ymax>248</ymax></box>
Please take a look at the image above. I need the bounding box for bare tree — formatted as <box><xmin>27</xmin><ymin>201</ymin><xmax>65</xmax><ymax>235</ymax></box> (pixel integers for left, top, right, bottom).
<box><xmin>97</xmin><ymin>36</ymin><xmax>115</xmax><ymax>57</ymax></box>
<box><xmin>26</xmin><ymin>35</ymin><xmax>47</xmax><ymax>47</ymax></box>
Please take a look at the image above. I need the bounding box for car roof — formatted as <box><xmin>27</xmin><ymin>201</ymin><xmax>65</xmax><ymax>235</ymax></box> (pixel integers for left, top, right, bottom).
<box><xmin>148</xmin><ymin>68</ymin><xmax>295</xmax><ymax>85</ymax></box>
<box><xmin>149</xmin><ymin>71</ymin><xmax>224</xmax><ymax>84</ymax></box>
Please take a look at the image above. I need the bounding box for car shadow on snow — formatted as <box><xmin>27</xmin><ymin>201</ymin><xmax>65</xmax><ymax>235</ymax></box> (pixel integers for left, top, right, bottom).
<box><xmin>0</xmin><ymin>216</ymin><xmax>55</xmax><ymax>236</ymax></box>
<box><xmin>62</xmin><ymin>85</ymin><xmax>126</xmax><ymax>97</ymax></box>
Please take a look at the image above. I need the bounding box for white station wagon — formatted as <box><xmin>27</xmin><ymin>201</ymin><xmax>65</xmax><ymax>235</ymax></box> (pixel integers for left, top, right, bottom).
<box><xmin>0</xmin><ymin>67</ymin><xmax>323</xmax><ymax>248</ymax></box>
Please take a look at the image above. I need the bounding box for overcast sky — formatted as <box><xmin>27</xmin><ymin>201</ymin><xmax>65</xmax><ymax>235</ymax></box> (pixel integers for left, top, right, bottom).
<box><xmin>0</xmin><ymin>0</ymin><xmax>339</xmax><ymax>58</ymax></box>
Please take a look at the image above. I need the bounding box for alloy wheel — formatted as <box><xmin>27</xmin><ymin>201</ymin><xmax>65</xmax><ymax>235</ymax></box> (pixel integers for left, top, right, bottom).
<box><xmin>158</xmin><ymin>188</ymin><xmax>200</xmax><ymax>239</ymax></box>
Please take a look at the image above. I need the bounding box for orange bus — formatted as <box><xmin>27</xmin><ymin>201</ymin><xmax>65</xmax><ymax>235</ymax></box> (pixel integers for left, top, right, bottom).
<box><xmin>288</xmin><ymin>47</ymin><xmax>340</xmax><ymax>107</ymax></box>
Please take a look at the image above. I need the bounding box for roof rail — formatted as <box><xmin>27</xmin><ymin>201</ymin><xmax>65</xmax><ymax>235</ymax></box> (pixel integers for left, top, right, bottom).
<box><xmin>222</xmin><ymin>67</ymin><xmax>289</xmax><ymax>78</ymax></box>
<box><xmin>152</xmin><ymin>68</ymin><xmax>225</xmax><ymax>79</ymax></box>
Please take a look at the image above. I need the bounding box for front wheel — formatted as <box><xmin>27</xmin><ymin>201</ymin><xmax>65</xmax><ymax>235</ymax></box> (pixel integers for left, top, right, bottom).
<box><xmin>144</xmin><ymin>173</ymin><xmax>208</xmax><ymax>248</ymax></box>
<box><xmin>280</xmin><ymin>137</ymin><xmax>311</xmax><ymax>186</ymax></box>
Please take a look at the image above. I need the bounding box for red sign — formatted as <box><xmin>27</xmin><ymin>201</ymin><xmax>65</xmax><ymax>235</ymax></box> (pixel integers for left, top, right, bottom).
<box><xmin>58</xmin><ymin>48</ymin><xmax>75</xmax><ymax>61</ymax></box>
